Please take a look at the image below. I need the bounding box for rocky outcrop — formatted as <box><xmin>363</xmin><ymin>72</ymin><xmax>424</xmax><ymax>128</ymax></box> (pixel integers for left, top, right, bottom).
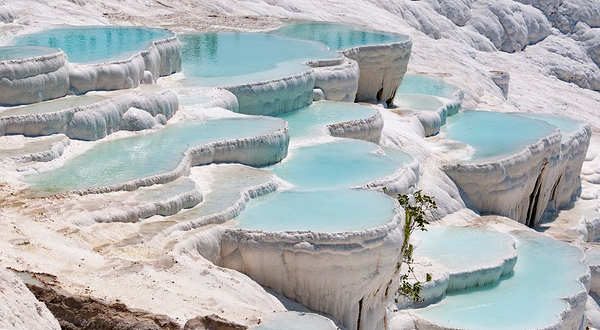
<box><xmin>0</xmin><ymin>268</ymin><xmax>59</xmax><ymax>330</ymax></box>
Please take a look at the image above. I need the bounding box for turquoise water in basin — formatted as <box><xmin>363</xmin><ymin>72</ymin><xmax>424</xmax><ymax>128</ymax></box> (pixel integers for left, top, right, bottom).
<box><xmin>0</xmin><ymin>46</ymin><xmax>59</xmax><ymax>61</ymax></box>
<box><xmin>441</xmin><ymin>111</ymin><xmax>558</xmax><ymax>161</ymax></box>
<box><xmin>0</xmin><ymin>95</ymin><xmax>107</xmax><ymax>117</ymax></box>
<box><xmin>413</xmin><ymin>226</ymin><xmax>515</xmax><ymax>273</ymax></box>
<box><xmin>181</xmin><ymin>32</ymin><xmax>339</xmax><ymax>86</ymax></box>
<box><xmin>270</xmin><ymin>22</ymin><xmax>406</xmax><ymax>51</ymax></box>
<box><xmin>395</xmin><ymin>94</ymin><xmax>443</xmax><ymax>111</ymax></box>
<box><xmin>235</xmin><ymin>189</ymin><xmax>396</xmax><ymax>232</ymax></box>
<box><xmin>269</xmin><ymin>139</ymin><xmax>410</xmax><ymax>189</ymax></box>
<box><xmin>397</xmin><ymin>75</ymin><xmax>457</xmax><ymax>99</ymax></box>
<box><xmin>12</xmin><ymin>26</ymin><xmax>173</xmax><ymax>64</ymax></box>
<box><xmin>26</xmin><ymin>117</ymin><xmax>285</xmax><ymax>191</ymax></box>
<box><xmin>415</xmin><ymin>231</ymin><xmax>587</xmax><ymax>330</ymax></box>
<box><xmin>514</xmin><ymin>113</ymin><xmax>584</xmax><ymax>138</ymax></box>
<box><xmin>277</xmin><ymin>101</ymin><xmax>378</xmax><ymax>139</ymax></box>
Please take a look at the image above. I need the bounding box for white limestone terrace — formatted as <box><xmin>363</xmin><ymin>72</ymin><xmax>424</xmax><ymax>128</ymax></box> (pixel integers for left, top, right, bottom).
<box><xmin>164</xmin><ymin>104</ymin><xmax>420</xmax><ymax>330</ymax></box>
<box><xmin>393</xmin><ymin>216</ymin><xmax>591</xmax><ymax>330</ymax></box>
<box><xmin>432</xmin><ymin>110</ymin><xmax>592</xmax><ymax>228</ymax></box>
<box><xmin>0</xmin><ymin>90</ymin><xmax>179</xmax><ymax>141</ymax></box>
<box><xmin>0</xmin><ymin>134</ymin><xmax>69</xmax><ymax>164</ymax></box>
<box><xmin>9</xmin><ymin>26</ymin><xmax>182</xmax><ymax>94</ymax></box>
<box><xmin>220</xmin><ymin>203</ymin><xmax>404</xmax><ymax>330</ymax></box>
<box><xmin>19</xmin><ymin>109</ymin><xmax>290</xmax><ymax>195</ymax></box>
<box><xmin>0</xmin><ymin>46</ymin><xmax>70</xmax><ymax>105</ymax></box>
<box><xmin>0</xmin><ymin>5</ymin><xmax>18</xmax><ymax>24</ymax></box>
<box><xmin>395</xmin><ymin>225</ymin><xmax>517</xmax><ymax>309</ymax></box>
<box><xmin>0</xmin><ymin>2</ymin><xmax>596</xmax><ymax>330</ymax></box>
<box><xmin>269</xmin><ymin>21</ymin><xmax>413</xmax><ymax>106</ymax></box>
<box><xmin>391</xmin><ymin>94</ymin><xmax>457</xmax><ymax>137</ymax></box>
<box><xmin>179</xmin><ymin>23</ymin><xmax>412</xmax><ymax>116</ymax></box>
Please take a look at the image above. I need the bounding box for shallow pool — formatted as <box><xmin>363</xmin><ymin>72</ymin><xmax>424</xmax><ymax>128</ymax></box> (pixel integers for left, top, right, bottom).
<box><xmin>180</xmin><ymin>32</ymin><xmax>339</xmax><ymax>86</ymax></box>
<box><xmin>26</xmin><ymin>117</ymin><xmax>285</xmax><ymax>191</ymax></box>
<box><xmin>415</xmin><ymin>231</ymin><xmax>587</xmax><ymax>330</ymax></box>
<box><xmin>397</xmin><ymin>75</ymin><xmax>457</xmax><ymax>99</ymax></box>
<box><xmin>269</xmin><ymin>139</ymin><xmax>410</xmax><ymax>189</ymax></box>
<box><xmin>413</xmin><ymin>226</ymin><xmax>515</xmax><ymax>274</ymax></box>
<box><xmin>270</xmin><ymin>22</ymin><xmax>406</xmax><ymax>51</ymax></box>
<box><xmin>277</xmin><ymin>101</ymin><xmax>378</xmax><ymax>139</ymax></box>
<box><xmin>514</xmin><ymin>113</ymin><xmax>585</xmax><ymax>138</ymax></box>
<box><xmin>0</xmin><ymin>95</ymin><xmax>107</xmax><ymax>117</ymax></box>
<box><xmin>441</xmin><ymin>111</ymin><xmax>558</xmax><ymax>161</ymax></box>
<box><xmin>12</xmin><ymin>26</ymin><xmax>174</xmax><ymax>64</ymax></box>
<box><xmin>394</xmin><ymin>94</ymin><xmax>443</xmax><ymax>111</ymax></box>
<box><xmin>235</xmin><ymin>188</ymin><xmax>396</xmax><ymax>232</ymax></box>
<box><xmin>0</xmin><ymin>46</ymin><xmax>59</xmax><ymax>61</ymax></box>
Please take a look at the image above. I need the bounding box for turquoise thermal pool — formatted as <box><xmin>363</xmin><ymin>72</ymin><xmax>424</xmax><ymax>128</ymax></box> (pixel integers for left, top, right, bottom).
<box><xmin>413</xmin><ymin>226</ymin><xmax>515</xmax><ymax>275</ymax></box>
<box><xmin>12</xmin><ymin>26</ymin><xmax>174</xmax><ymax>64</ymax></box>
<box><xmin>26</xmin><ymin>117</ymin><xmax>285</xmax><ymax>192</ymax></box>
<box><xmin>441</xmin><ymin>111</ymin><xmax>558</xmax><ymax>161</ymax></box>
<box><xmin>277</xmin><ymin>101</ymin><xmax>378</xmax><ymax>139</ymax></box>
<box><xmin>514</xmin><ymin>113</ymin><xmax>585</xmax><ymax>138</ymax></box>
<box><xmin>397</xmin><ymin>74</ymin><xmax>457</xmax><ymax>99</ymax></box>
<box><xmin>180</xmin><ymin>32</ymin><xmax>339</xmax><ymax>86</ymax></box>
<box><xmin>0</xmin><ymin>46</ymin><xmax>59</xmax><ymax>60</ymax></box>
<box><xmin>270</xmin><ymin>22</ymin><xmax>407</xmax><ymax>51</ymax></box>
<box><xmin>415</xmin><ymin>231</ymin><xmax>587</xmax><ymax>330</ymax></box>
<box><xmin>234</xmin><ymin>188</ymin><xmax>396</xmax><ymax>232</ymax></box>
<box><xmin>269</xmin><ymin>139</ymin><xmax>410</xmax><ymax>189</ymax></box>
<box><xmin>394</xmin><ymin>94</ymin><xmax>444</xmax><ymax>111</ymax></box>
<box><xmin>0</xmin><ymin>95</ymin><xmax>107</xmax><ymax>117</ymax></box>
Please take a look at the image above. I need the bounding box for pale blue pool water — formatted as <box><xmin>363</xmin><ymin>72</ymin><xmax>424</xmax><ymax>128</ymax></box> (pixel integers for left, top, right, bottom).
<box><xmin>277</xmin><ymin>101</ymin><xmax>378</xmax><ymax>139</ymax></box>
<box><xmin>0</xmin><ymin>95</ymin><xmax>107</xmax><ymax>117</ymax></box>
<box><xmin>0</xmin><ymin>46</ymin><xmax>59</xmax><ymax>61</ymax></box>
<box><xmin>514</xmin><ymin>113</ymin><xmax>584</xmax><ymax>138</ymax></box>
<box><xmin>12</xmin><ymin>26</ymin><xmax>173</xmax><ymax>64</ymax></box>
<box><xmin>270</xmin><ymin>22</ymin><xmax>407</xmax><ymax>51</ymax></box>
<box><xmin>415</xmin><ymin>231</ymin><xmax>587</xmax><ymax>330</ymax></box>
<box><xmin>413</xmin><ymin>226</ymin><xmax>515</xmax><ymax>273</ymax></box>
<box><xmin>26</xmin><ymin>117</ymin><xmax>285</xmax><ymax>191</ymax></box>
<box><xmin>254</xmin><ymin>312</ymin><xmax>338</xmax><ymax>330</ymax></box>
<box><xmin>181</xmin><ymin>32</ymin><xmax>339</xmax><ymax>87</ymax></box>
<box><xmin>235</xmin><ymin>189</ymin><xmax>396</xmax><ymax>232</ymax></box>
<box><xmin>394</xmin><ymin>94</ymin><xmax>443</xmax><ymax>111</ymax></box>
<box><xmin>269</xmin><ymin>139</ymin><xmax>410</xmax><ymax>189</ymax></box>
<box><xmin>397</xmin><ymin>75</ymin><xmax>457</xmax><ymax>99</ymax></box>
<box><xmin>441</xmin><ymin>111</ymin><xmax>558</xmax><ymax>161</ymax></box>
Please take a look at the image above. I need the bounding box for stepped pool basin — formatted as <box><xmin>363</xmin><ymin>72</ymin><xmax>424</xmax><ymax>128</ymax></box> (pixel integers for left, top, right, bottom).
<box><xmin>414</xmin><ymin>226</ymin><xmax>515</xmax><ymax>276</ymax></box>
<box><xmin>441</xmin><ymin>111</ymin><xmax>558</xmax><ymax>161</ymax></box>
<box><xmin>514</xmin><ymin>113</ymin><xmax>585</xmax><ymax>139</ymax></box>
<box><xmin>270</xmin><ymin>22</ymin><xmax>407</xmax><ymax>51</ymax></box>
<box><xmin>269</xmin><ymin>139</ymin><xmax>411</xmax><ymax>189</ymax></box>
<box><xmin>0</xmin><ymin>46</ymin><xmax>59</xmax><ymax>60</ymax></box>
<box><xmin>25</xmin><ymin>117</ymin><xmax>286</xmax><ymax>192</ymax></box>
<box><xmin>0</xmin><ymin>95</ymin><xmax>107</xmax><ymax>117</ymax></box>
<box><xmin>181</xmin><ymin>32</ymin><xmax>339</xmax><ymax>87</ymax></box>
<box><xmin>414</xmin><ymin>231</ymin><xmax>587</xmax><ymax>330</ymax></box>
<box><xmin>277</xmin><ymin>101</ymin><xmax>378</xmax><ymax>139</ymax></box>
<box><xmin>12</xmin><ymin>26</ymin><xmax>174</xmax><ymax>64</ymax></box>
<box><xmin>397</xmin><ymin>74</ymin><xmax>457</xmax><ymax>99</ymax></box>
<box><xmin>234</xmin><ymin>188</ymin><xmax>396</xmax><ymax>232</ymax></box>
<box><xmin>394</xmin><ymin>94</ymin><xmax>443</xmax><ymax>112</ymax></box>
